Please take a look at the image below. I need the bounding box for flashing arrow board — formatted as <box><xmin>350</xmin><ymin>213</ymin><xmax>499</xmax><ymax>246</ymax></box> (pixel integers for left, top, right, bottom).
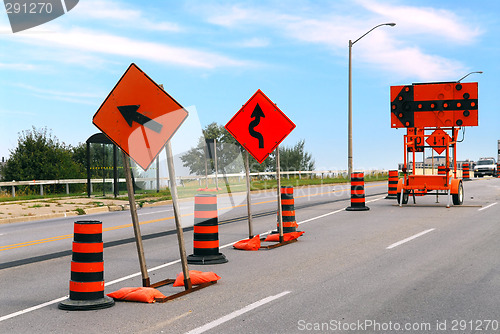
<box><xmin>426</xmin><ymin>128</ymin><xmax>452</xmax><ymax>155</ymax></box>
<box><xmin>391</xmin><ymin>82</ymin><xmax>478</xmax><ymax>128</ymax></box>
<box><xmin>93</xmin><ymin>63</ymin><xmax>188</xmax><ymax>170</ymax></box>
<box><xmin>225</xmin><ymin>89</ymin><xmax>295</xmax><ymax>164</ymax></box>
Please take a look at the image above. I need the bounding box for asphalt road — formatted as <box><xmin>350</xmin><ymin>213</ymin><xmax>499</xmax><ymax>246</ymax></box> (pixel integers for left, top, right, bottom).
<box><xmin>1</xmin><ymin>178</ymin><xmax>499</xmax><ymax>334</ymax></box>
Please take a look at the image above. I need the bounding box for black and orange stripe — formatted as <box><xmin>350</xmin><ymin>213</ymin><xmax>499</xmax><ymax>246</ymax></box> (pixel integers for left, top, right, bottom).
<box><xmin>187</xmin><ymin>194</ymin><xmax>227</xmax><ymax>264</ymax></box>
<box><xmin>346</xmin><ymin>172</ymin><xmax>370</xmax><ymax>211</ymax></box>
<box><xmin>59</xmin><ymin>220</ymin><xmax>114</xmax><ymax>310</ymax></box>
<box><xmin>462</xmin><ymin>163</ymin><xmax>470</xmax><ymax>180</ymax></box>
<box><xmin>386</xmin><ymin>170</ymin><xmax>398</xmax><ymax>199</ymax></box>
<box><xmin>278</xmin><ymin>186</ymin><xmax>298</xmax><ymax>233</ymax></box>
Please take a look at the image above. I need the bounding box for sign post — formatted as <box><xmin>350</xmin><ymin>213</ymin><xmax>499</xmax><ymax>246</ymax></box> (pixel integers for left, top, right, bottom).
<box><xmin>165</xmin><ymin>140</ymin><xmax>191</xmax><ymax>290</ymax></box>
<box><xmin>275</xmin><ymin>147</ymin><xmax>284</xmax><ymax>243</ymax></box>
<box><xmin>122</xmin><ymin>152</ymin><xmax>150</xmax><ymax>287</ymax></box>
<box><xmin>244</xmin><ymin>151</ymin><xmax>253</xmax><ymax>238</ymax></box>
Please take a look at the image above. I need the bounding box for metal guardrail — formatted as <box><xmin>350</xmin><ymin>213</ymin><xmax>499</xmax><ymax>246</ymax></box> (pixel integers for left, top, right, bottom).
<box><xmin>0</xmin><ymin>170</ymin><xmax>388</xmax><ymax>197</ymax></box>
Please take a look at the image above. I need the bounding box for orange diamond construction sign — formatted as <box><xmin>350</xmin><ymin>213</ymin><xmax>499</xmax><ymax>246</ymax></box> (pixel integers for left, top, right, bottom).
<box><xmin>225</xmin><ymin>89</ymin><xmax>295</xmax><ymax>163</ymax></box>
<box><xmin>93</xmin><ymin>63</ymin><xmax>188</xmax><ymax>170</ymax></box>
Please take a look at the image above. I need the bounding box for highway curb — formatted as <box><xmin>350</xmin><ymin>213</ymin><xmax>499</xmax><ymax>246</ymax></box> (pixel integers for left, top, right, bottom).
<box><xmin>0</xmin><ymin>205</ymin><xmax>132</xmax><ymax>225</ymax></box>
<box><xmin>0</xmin><ymin>211</ymin><xmax>80</xmax><ymax>225</ymax></box>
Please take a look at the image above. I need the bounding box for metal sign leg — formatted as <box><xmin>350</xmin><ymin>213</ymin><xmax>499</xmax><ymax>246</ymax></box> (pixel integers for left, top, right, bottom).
<box><xmin>165</xmin><ymin>141</ymin><xmax>192</xmax><ymax>290</ymax></box>
<box><xmin>245</xmin><ymin>151</ymin><xmax>253</xmax><ymax>238</ymax></box>
<box><xmin>276</xmin><ymin>147</ymin><xmax>283</xmax><ymax>242</ymax></box>
<box><xmin>122</xmin><ymin>151</ymin><xmax>150</xmax><ymax>287</ymax></box>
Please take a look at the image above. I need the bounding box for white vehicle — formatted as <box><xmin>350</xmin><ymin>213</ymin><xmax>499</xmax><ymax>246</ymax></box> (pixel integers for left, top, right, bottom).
<box><xmin>474</xmin><ymin>157</ymin><xmax>497</xmax><ymax>177</ymax></box>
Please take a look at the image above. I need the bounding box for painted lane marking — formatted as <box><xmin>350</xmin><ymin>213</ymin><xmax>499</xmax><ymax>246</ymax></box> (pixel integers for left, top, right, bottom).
<box><xmin>2</xmin><ymin>183</ymin><xmax>383</xmax><ymax>253</ymax></box>
<box><xmin>184</xmin><ymin>291</ymin><xmax>291</xmax><ymax>334</ymax></box>
<box><xmin>0</xmin><ymin>296</ymin><xmax>68</xmax><ymax>322</ymax></box>
<box><xmin>298</xmin><ymin>208</ymin><xmax>345</xmax><ymax>225</ymax></box>
<box><xmin>0</xmin><ymin>186</ymin><xmax>386</xmax><ymax>319</ymax></box>
<box><xmin>386</xmin><ymin>228</ymin><xmax>435</xmax><ymax>250</ymax></box>
<box><xmin>366</xmin><ymin>196</ymin><xmax>386</xmax><ymax>203</ymax></box>
<box><xmin>138</xmin><ymin>209</ymin><xmax>173</xmax><ymax>216</ymax></box>
<box><xmin>0</xmin><ymin>205</ymin><xmax>343</xmax><ymax>322</ymax></box>
<box><xmin>478</xmin><ymin>202</ymin><xmax>497</xmax><ymax>211</ymax></box>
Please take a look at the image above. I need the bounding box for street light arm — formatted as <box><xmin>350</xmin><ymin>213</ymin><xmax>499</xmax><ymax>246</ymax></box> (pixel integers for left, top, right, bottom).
<box><xmin>352</xmin><ymin>22</ymin><xmax>396</xmax><ymax>45</ymax></box>
<box><xmin>457</xmin><ymin>71</ymin><xmax>483</xmax><ymax>83</ymax></box>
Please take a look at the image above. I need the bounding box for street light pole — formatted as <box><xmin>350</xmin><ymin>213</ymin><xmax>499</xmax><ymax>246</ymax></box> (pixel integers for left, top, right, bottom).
<box><xmin>348</xmin><ymin>22</ymin><xmax>395</xmax><ymax>178</ymax></box>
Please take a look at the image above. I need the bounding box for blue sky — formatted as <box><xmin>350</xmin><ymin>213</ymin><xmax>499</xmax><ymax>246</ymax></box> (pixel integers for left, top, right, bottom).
<box><xmin>0</xmin><ymin>0</ymin><xmax>499</xmax><ymax>172</ymax></box>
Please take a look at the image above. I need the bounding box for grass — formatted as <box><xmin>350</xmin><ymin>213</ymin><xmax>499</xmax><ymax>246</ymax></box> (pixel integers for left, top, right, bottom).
<box><xmin>0</xmin><ymin>192</ymin><xmax>85</xmax><ymax>203</ymax></box>
<box><xmin>27</xmin><ymin>204</ymin><xmax>49</xmax><ymax>208</ymax></box>
<box><xmin>75</xmin><ymin>208</ymin><xmax>85</xmax><ymax>215</ymax></box>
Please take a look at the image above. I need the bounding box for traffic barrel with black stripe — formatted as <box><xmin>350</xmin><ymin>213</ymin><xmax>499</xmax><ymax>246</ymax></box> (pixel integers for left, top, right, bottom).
<box><xmin>346</xmin><ymin>172</ymin><xmax>370</xmax><ymax>211</ymax></box>
<box><xmin>59</xmin><ymin>220</ymin><xmax>114</xmax><ymax>311</ymax></box>
<box><xmin>497</xmin><ymin>163</ymin><xmax>500</xmax><ymax>178</ymax></box>
<box><xmin>438</xmin><ymin>165</ymin><xmax>446</xmax><ymax>175</ymax></box>
<box><xmin>385</xmin><ymin>170</ymin><xmax>398</xmax><ymax>199</ymax></box>
<box><xmin>462</xmin><ymin>163</ymin><xmax>470</xmax><ymax>180</ymax></box>
<box><xmin>187</xmin><ymin>194</ymin><xmax>227</xmax><ymax>265</ymax></box>
<box><xmin>277</xmin><ymin>186</ymin><xmax>299</xmax><ymax>233</ymax></box>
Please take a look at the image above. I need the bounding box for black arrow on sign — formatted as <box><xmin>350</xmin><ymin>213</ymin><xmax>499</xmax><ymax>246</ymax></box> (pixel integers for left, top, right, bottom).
<box><xmin>117</xmin><ymin>105</ymin><xmax>163</xmax><ymax>133</ymax></box>
<box><xmin>249</xmin><ymin>103</ymin><xmax>265</xmax><ymax>148</ymax></box>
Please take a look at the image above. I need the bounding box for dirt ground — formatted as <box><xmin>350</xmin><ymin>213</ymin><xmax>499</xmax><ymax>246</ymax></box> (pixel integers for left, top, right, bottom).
<box><xmin>0</xmin><ymin>197</ymin><xmax>133</xmax><ymax>224</ymax></box>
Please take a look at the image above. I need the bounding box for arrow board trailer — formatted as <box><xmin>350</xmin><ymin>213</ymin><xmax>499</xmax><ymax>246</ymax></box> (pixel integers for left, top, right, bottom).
<box><xmin>390</xmin><ymin>82</ymin><xmax>479</xmax><ymax>207</ymax></box>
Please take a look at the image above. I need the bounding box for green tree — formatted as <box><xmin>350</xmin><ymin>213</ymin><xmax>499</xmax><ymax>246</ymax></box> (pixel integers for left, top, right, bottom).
<box><xmin>180</xmin><ymin>123</ymin><xmax>315</xmax><ymax>175</ymax></box>
<box><xmin>277</xmin><ymin>139</ymin><xmax>315</xmax><ymax>172</ymax></box>
<box><xmin>1</xmin><ymin>127</ymin><xmax>85</xmax><ymax>181</ymax></box>
<box><xmin>180</xmin><ymin>122</ymin><xmax>244</xmax><ymax>175</ymax></box>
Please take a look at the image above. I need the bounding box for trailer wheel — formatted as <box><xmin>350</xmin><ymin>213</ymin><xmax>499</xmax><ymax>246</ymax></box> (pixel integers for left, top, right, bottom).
<box><xmin>452</xmin><ymin>180</ymin><xmax>464</xmax><ymax>205</ymax></box>
<box><xmin>397</xmin><ymin>191</ymin><xmax>409</xmax><ymax>204</ymax></box>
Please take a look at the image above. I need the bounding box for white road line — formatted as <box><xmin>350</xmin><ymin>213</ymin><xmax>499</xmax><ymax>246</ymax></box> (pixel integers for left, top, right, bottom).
<box><xmin>138</xmin><ymin>209</ymin><xmax>173</xmax><ymax>216</ymax></box>
<box><xmin>366</xmin><ymin>196</ymin><xmax>386</xmax><ymax>203</ymax></box>
<box><xmin>184</xmin><ymin>291</ymin><xmax>291</xmax><ymax>334</ymax></box>
<box><xmin>0</xmin><ymin>296</ymin><xmax>68</xmax><ymax>322</ymax></box>
<box><xmin>0</xmin><ymin>205</ymin><xmax>344</xmax><ymax>323</ymax></box>
<box><xmin>478</xmin><ymin>202</ymin><xmax>497</xmax><ymax>211</ymax></box>
<box><xmin>386</xmin><ymin>228</ymin><xmax>435</xmax><ymax>250</ymax></box>
<box><xmin>298</xmin><ymin>209</ymin><xmax>345</xmax><ymax>225</ymax></box>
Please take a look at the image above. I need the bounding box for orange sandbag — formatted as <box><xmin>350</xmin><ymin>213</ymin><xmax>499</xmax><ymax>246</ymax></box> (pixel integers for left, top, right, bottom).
<box><xmin>173</xmin><ymin>270</ymin><xmax>221</xmax><ymax>287</ymax></box>
<box><xmin>233</xmin><ymin>235</ymin><xmax>261</xmax><ymax>251</ymax></box>
<box><xmin>264</xmin><ymin>231</ymin><xmax>304</xmax><ymax>242</ymax></box>
<box><xmin>107</xmin><ymin>287</ymin><xmax>166</xmax><ymax>303</ymax></box>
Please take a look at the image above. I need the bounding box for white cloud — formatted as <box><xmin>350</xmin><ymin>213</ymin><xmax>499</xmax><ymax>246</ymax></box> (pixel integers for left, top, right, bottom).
<box><xmin>14</xmin><ymin>26</ymin><xmax>251</xmax><ymax>69</ymax></box>
<box><xmin>236</xmin><ymin>37</ymin><xmax>270</xmax><ymax>48</ymax></box>
<box><xmin>13</xmin><ymin>83</ymin><xmax>102</xmax><ymax>105</ymax></box>
<box><xmin>0</xmin><ymin>63</ymin><xmax>37</xmax><ymax>71</ymax></box>
<box><xmin>206</xmin><ymin>5</ymin><xmax>257</xmax><ymax>27</ymax></box>
<box><xmin>358</xmin><ymin>0</ymin><xmax>482</xmax><ymax>44</ymax></box>
<box><xmin>202</xmin><ymin>1</ymin><xmax>481</xmax><ymax>80</ymax></box>
<box><xmin>72</xmin><ymin>0</ymin><xmax>181</xmax><ymax>32</ymax></box>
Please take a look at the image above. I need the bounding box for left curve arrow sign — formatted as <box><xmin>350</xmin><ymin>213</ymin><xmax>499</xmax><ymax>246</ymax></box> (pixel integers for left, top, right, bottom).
<box><xmin>117</xmin><ymin>105</ymin><xmax>163</xmax><ymax>133</ymax></box>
